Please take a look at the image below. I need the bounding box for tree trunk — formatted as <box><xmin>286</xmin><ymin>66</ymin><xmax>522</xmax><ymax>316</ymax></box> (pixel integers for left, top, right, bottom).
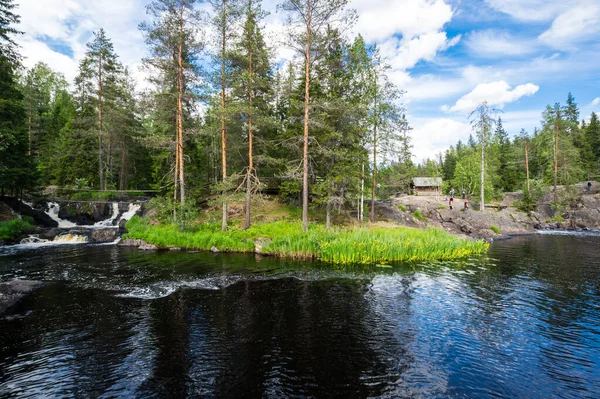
<box><xmin>221</xmin><ymin>0</ymin><xmax>228</xmax><ymax>232</ymax></box>
<box><xmin>525</xmin><ymin>140</ymin><xmax>530</xmax><ymax>192</ymax></box>
<box><xmin>554</xmin><ymin>109</ymin><xmax>559</xmax><ymax>202</ymax></box>
<box><xmin>360</xmin><ymin>163</ymin><xmax>364</xmax><ymax>222</ymax></box>
<box><xmin>325</xmin><ymin>199</ymin><xmax>331</xmax><ymax>230</ymax></box>
<box><xmin>370</xmin><ymin>83</ymin><xmax>378</xmax><ymax>223</ymax></box>
<box><xmin>245</xmin><ymin>43</ymin><xmax>254</xmax><ymax>230</ymax></box>
<box><xmin>27</xmin><ymin>98</ymin><xmax>32</xmax><ymax>156</ymax></box>
<box><xmin>119</xmin><ymin>148</ymin><xmax>127</xmax><ymax>191</ymax></box>
<box><xmin>177</xmin><ymin>6</ymin><xmax>185</xmax><ymax>207</ymax></box>
<box><xmin>98</xmin><ymin>52</ymin><xmax>105</xmax><ymax>191</ymax></box>
<box><xmin>302</xmin><ymin>0</ymin><xmax>312</xmax><ymax>232</ymax></box>
<box><xmin>480</xmin><ymin>113</ymin><xmax>485</xmax><ymax>211</ymax></box>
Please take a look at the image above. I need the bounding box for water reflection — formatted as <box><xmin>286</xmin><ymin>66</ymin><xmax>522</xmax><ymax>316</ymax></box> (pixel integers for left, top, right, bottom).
<box><xmin>0</xmin><ymin>235</ymin><xmax>599</xmax><ymax>398</ymax></box>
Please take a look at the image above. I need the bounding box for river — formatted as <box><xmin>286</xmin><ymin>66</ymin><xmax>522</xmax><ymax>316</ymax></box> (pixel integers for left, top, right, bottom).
<box><xmin>1</xmin><ymin>234</ymin><xmax>599</xmax><ymax>398</ymax></box>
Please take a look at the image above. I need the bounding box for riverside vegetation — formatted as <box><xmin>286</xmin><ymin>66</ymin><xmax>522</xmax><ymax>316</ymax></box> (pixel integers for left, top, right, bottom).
<box><xmin>124</xmin><ymin>199</ymin><xmax>489</xmax><ymax>265</ymax></box>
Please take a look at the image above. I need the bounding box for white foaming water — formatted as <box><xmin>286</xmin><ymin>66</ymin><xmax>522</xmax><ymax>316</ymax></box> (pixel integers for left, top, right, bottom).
<box><xmin>94</xmin><ymin>203</ymin><xmax>120</xmax><ymax>227</ymax></box>
<box><xmin>17</xmin><ymin>233</ymin><xmax>88</xmax><ymax>248</ymax></box>
<box><xmin>118</xmin><ymin>203</ymin><xmax>142</xmax><ymax>223</ymax></box>
<box><xmin>46</xmin><ymin>202</ymin><xmax>77</xmax><ymax>228</ymax></box>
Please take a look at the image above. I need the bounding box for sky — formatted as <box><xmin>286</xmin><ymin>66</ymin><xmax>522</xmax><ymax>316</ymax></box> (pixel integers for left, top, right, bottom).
<box><xmin>14</xmin><ymin>0</ymin><xmax>600</xmax><ymax>161</ymax></box>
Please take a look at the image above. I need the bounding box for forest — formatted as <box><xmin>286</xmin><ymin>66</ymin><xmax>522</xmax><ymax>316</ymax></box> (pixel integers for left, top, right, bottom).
<box><xmin>1</xmin><ymin>0</ymin><xmax>599</xmax><ymax>231</ymax></box>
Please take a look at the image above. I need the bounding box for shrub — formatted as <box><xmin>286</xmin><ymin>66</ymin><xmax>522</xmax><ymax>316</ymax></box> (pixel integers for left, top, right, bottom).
<box><xmin>0</xmin><ymin>218</ymin><xmax>34</xmax><ymax>241</ymax></box>
<box><xmin>397</xmin><ymin>204</ymin><xmax>406</xmax><ymax>212</ymax></box>
<box><xmin>489</xmin><ymin>225</ymin><xmax>501</xmax><ymax>234</ymax></box>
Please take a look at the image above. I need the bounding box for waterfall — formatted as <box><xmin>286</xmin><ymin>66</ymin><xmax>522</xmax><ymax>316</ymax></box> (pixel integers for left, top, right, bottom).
<box><xmin>94</xmin><ymin>203</ymin><xmax>120</xmax><ymax>227</ymax></box>
<box><xmin>119</xmin><ymin>203</ymin><xmax>142</xmax><ymax>224</ymax></box>
<box><xmin>46</xmin><ymin>202</ymin><xmax>77</xmax><ymax>228</ymax></box>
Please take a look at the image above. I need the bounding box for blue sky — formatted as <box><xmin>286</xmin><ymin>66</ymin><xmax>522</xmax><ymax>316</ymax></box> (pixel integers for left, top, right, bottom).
<box><xmin>14</xmin><ymin>0</ymin><xmax>600</xmax><ymax>161</ymax></box>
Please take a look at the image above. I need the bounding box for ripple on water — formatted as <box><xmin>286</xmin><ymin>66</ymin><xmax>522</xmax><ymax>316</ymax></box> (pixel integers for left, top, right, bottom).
<box><xmin>1</xmin><ymin>236</ymin><xmax>600</xmax><ymax>398</ymax></box>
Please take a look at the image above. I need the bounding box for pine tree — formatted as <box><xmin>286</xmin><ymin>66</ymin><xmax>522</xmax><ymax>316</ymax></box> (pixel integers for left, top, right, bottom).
<box><xmin>75</xmin><ymin>29</ymin><xmax>123</xmax><ymax>191</ymax></box>
<box><xmin>140</xmin><ymin>0</ymin><xmax>205</xmax><ymax>217</ymax></box>
<box><xmin>230</xmin><ymin>0</ymin><xmax>272</xmax><ymax>229</ymax></box>
<box><xmin>280</xmin><ymin>0</ymin><xmax>355</xmax><ymax>231</ymax></box>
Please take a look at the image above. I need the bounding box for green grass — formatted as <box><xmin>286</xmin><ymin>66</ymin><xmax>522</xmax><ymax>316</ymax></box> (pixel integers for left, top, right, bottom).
<box><xmin>0</xmin><ymin>218</ymin><xmax>34</xmax><ymax>241</ymax></box>
<box><xmin>397</xmin><ymin>204</ymin><xmax>407</xmax><ymax>212</ymax></box>
<box><xmin>489</xmin><ymin>225</ymin><xmax>501</xmax><ymax>234</ymax></box>
<box><xmin>546</xmin><ymin>215</ymin><xmax>565</xmax><ymax>223</ymax></box>
<box><xmin>412</xmin><ymin>210</ymin><xmax>427</xmax><ymax>221</ymax></box>
<box><xmin>125</xmin><ymin>217</ymin><xmax>489</xmax><ymax>265</ymax></box>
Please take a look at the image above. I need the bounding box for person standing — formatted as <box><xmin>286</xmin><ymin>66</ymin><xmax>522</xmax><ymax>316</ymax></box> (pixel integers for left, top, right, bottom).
<box><xmin>450</xmin><ymin>187</ymin><xmax>455</xmax><ymax>199</ymax></box>
<box><xmin>449</xmin><ymin>197</ymin><xmax>453</xmax><ymax>210</ymax></box>
<box><xmin>462</xmin><ymin>189</ymin><xmax>466</xmax><ymax>200</ymax></box>
<box><xmin>588</xmin><ymin>181</ymin><xmax>592</xmax><ymax>193</ymax></box>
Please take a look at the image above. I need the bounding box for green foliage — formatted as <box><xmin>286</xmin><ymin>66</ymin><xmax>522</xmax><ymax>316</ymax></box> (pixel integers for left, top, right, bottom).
<box><xmin>0</xmin><ymin>218</ymin><xmax>33</xmax><ymax>241</ymax></box>
<box><xmin>397</xmin><ymin>204</ymin><xmax>406</xmax><ymax>211</ymax></box>
<box><xmin>412</xmin><ymin>210</ymin><xmax>427</xmax><ymax>221</ymax></box>
<box><xmin>125</xmin><ymin>217</ymin><xmax>489</xmax><ymax>265</ymax></box>
<box><xmin>489</xmin><ymin>225</ymin><xmax>500</xmax><ymax>234</ymax></box>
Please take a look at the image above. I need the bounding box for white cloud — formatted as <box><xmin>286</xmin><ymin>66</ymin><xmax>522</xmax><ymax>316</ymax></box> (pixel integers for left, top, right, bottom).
<box><xmin>15</xmin><ymin>0</ymin><xmax>150</xmax><ymax>83</ymax></box>
<box><xmin>466</xmin><ymin>30</ymin><xmax>537</xmax><ymax>57</ymax></box>
<box><xmin>410</xmin><ymin>117</ymin><xmax>471</xmax><ymax>161</ymax></box>
<box><xmin>592</xmin><ymin>98</ymin><xmax>600</xmax><ymax>106</ymax></box>
<box><xmin>538</xmin><ymin>3</ymin><xmax>600</xmax><ymax>48</ymax></box>
<box><xmin>445</xmin><ymin>81</ymin><xmax>539</xmax><ymax>113</ymax></box>
<box><xmin>381</xmin><ymin>32</ymin><xmax>460</xmax><ymax>71</ymax></box>
<box><xmin>351</xmin><ymin>0</ymin><xmax>453</xmax><ymax>42</ymax></box>
<box><xmin>484</xmin><ymin>0</ymin><xmax>579</xmax><ymax>22</ymax></box>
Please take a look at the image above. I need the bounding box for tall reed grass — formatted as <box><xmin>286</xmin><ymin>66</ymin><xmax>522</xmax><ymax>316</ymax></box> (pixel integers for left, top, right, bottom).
<box><xmin>125</xmin><ymin>217</ymin><xmax>489</xmax><ymax>265</ymax></box>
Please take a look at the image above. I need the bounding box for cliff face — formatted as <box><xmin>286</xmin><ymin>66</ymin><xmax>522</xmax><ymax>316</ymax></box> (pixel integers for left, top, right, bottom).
<box><xmin>376</xmin><ymin>183</ymin><xmax>600</xmax><ymax>240</ymax></box>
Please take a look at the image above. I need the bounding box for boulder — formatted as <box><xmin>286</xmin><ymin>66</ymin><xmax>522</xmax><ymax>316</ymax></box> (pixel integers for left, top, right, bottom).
<box><xmin>139</xmin><ymin>241</ymin><xmax>158</xmax><ymax>251</ymax></box>
<box><xmin>118</xmin><ymin>238</ymin><xmax>144</xmax><ymax>247</ymax></box>
<box><xmin>39</xmin><ymin>228</ymin><xmax>61</xmax><ymax>241</ymax></box>
<box><xmin>90</xmin><ymin>228</ymin><xmax>118</xmax><ymax>243</ymax></box>
<box><xmin>0</xmin><ymin>280</ymin><xmax>44</xmax><ymax>315</ymax></box>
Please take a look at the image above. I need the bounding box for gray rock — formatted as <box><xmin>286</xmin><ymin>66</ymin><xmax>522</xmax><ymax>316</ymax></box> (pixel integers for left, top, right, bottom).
<box><xmin>90</xmin><ymin>228</ymin><xmax>117</xmax><ymax>243</ymax></box>
<box><xmin>39</xmin><ymin>228</ymin><xmax>61</xmax><ymax>241</ymax></box>
<box><xmin>118</xmin><ymin>238</ymin><xmax>144</xmax><ymax>247</ymax></box>
<box><xmin>210</xmin><ymin>246</ymin><xmax>220</xmax><ymax>253</ymax></box>
<box><xmin>139</xmin><ymin>241</ymin><xmax>158</xmax><ymax>251</ymax></box>
<box><xmin>0</xmin><ymin>280</ymin><xmax>44</xmax><ymax>315</ymax></box>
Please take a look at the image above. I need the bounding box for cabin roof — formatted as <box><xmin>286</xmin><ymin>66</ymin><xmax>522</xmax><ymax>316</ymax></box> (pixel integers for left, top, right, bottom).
<box><xmin>413</xmin><ymin>177</ymin><xmax>442</xmax><ymax>187</ymax></box>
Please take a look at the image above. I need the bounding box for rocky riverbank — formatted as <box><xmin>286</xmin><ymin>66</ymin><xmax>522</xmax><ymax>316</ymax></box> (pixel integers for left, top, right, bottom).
<box><xmin>376</xmin><ymin>182</ymin><xmax>600</xmax><ymax>240</ymax></box>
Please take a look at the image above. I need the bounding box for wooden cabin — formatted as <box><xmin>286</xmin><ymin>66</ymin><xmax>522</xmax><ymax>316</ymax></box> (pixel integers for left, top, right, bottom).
<box><xmin>413</xmin><ymin>177</ymin><xmax>442</xmax><ymax>196</ymax></box>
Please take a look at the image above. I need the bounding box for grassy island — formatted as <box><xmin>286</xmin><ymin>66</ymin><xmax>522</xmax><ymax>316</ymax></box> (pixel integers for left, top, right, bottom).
<box><xmin>125</xmin><ymin>216</ymin><xmax>488</xmax><ymax>265</ymax></box>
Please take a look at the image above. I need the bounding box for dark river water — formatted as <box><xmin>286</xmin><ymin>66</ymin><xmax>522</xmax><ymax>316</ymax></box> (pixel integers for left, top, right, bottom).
<box><xmin>1</xmin><ymin>234</ymin><xmax>599</xmax><ymax>398</ymax></box>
